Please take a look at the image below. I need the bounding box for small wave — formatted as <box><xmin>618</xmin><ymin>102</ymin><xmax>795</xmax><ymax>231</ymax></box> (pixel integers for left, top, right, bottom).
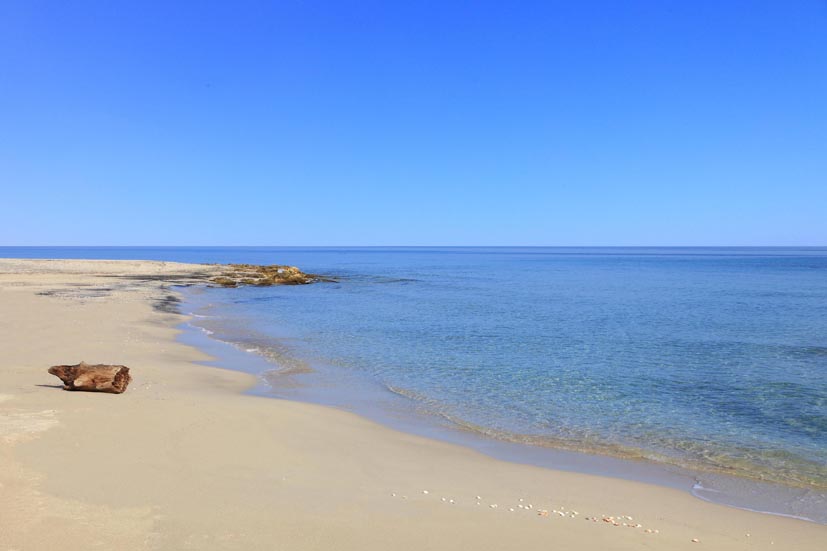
<box><xmin>383</xmin><ymin>383</ymin><xmax>827</xmax><ymax>492</ymax></box>
<box><xmin>353</xmin><ymin>276</ymin><xmax>421</xmax><ymax>284</ymax></box>
<box><xmin>692</xmin><ymin>481</ymin><xmax>722</xmax><ymax>493</ymax></box>
<box><xmin>213</xmin><ymin>334</ymin><xmax>315</xmax><ymax>377</ymax></box>
<box><xmin>691</xmin><ymin>482</ymin><xmax>817</xmax><ymax>523</ymax></box>
<box><xmin>384</xmin><ymin>383</ymin><xmax>650</xmax><ymax>461</ymax></box>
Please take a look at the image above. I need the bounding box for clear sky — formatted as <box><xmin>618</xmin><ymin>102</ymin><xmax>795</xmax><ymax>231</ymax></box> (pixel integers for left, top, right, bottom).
<box><xmin>1</xmin><ymin>1</ymin><xmax>825</xmax><ymax>246</ymax></box>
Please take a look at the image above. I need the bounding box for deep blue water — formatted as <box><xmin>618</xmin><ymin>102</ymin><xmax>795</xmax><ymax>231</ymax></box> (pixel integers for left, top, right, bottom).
<box><xmin>4</xmin><ymin>246</ymin><xmax>827</xmax><ymax>494</ymax></box>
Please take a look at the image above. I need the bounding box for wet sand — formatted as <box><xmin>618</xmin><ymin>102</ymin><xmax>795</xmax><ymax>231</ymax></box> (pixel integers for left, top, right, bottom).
<box><xmin>1</xmin><ymin>258</ymin><xmax>824</xmax><ymax>550</ymax></box>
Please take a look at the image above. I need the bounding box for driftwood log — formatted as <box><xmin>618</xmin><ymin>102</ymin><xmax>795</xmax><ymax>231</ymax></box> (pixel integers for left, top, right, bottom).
<box><xmin>48</xmin><ymin>362</ymin><xmax>132</xmax><ymax>394</ymax></box>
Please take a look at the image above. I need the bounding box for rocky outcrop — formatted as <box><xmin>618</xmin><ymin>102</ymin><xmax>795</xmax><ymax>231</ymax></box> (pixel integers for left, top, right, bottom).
<box><xmin>209</xmin><ymin>264</ymin><xmax>333</xmax><ymax>288</ymax></box>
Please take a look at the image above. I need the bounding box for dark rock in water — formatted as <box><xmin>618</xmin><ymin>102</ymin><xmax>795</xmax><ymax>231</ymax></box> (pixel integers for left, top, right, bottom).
<box><xmin>209</xmin><ymin>264</ymin><xmax>334</xmax><ymax>287</ymax></box>
<box><xmin>48</xmin><ymin>362</ymin><xmax>132</xmax><ymax>394</ymax></box>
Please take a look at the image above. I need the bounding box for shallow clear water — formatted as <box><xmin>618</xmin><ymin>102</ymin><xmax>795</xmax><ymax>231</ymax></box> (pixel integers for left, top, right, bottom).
<box><xmin>5</xmin><ymin>246</ymin><xmax>827</xmax><ymax>517</ymax></box>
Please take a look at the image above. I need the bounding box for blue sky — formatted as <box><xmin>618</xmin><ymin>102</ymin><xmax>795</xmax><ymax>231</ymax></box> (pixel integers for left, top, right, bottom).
<box><xmin>1</xmin><ymin>1</ymin><xmax>825</xmax><ymax>246</ymax></box>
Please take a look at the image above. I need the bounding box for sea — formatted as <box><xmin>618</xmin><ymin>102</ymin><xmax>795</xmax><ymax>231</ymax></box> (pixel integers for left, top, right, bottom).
<box><xmin>3</xmin><ymin>246</ymin><xmax>826</xmax><ymax>522</ymax></box>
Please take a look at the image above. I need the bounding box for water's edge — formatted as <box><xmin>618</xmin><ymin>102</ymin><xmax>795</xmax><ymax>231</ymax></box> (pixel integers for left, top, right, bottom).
<box><xmin>175</xmin><ymin>285</ymin><xmax>825</xmax><ymax>525</ymax></box>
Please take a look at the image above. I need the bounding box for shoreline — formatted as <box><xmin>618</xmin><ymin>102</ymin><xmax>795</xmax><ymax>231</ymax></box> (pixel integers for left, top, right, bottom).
<box><xmin>2</xmin><ymin>258</ymin><xmax>826</xmax><ymax>550</ymax></box>
<box><xmin>177</xmin><ymin>287</ymin><xmax>826</xmax><ymax>525</ymax></box>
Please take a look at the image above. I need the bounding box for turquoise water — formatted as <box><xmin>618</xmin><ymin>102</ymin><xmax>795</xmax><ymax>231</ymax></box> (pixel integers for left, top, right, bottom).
<box><xmin>4</xmin><ymin>246</ymin><xmax>827</xmax><ymax>516</ymax></box>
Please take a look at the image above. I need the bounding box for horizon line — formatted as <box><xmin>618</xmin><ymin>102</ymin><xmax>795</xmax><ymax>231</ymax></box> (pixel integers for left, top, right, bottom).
<box><xmin>2</xmin><ymin>245</ymin><xmax>826</xmax><ymax>249</ymax></box>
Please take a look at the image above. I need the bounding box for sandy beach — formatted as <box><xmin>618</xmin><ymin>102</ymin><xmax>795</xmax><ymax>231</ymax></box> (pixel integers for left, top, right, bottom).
<box><xmin>1</xmin><ymin>258</ymin><xmax>824</xmax><ymax>550</ymax></box>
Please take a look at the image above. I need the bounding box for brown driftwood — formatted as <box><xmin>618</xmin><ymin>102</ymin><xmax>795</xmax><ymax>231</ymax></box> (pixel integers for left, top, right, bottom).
<box><xmin>48</xmin><ymin>362</ymin><xmax>132</xmax><ymax>394</ymax></box>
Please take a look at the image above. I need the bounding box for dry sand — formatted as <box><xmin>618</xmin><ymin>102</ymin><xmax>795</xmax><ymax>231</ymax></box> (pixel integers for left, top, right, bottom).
<box><xmin>1</xmin><ymin>258</ymin><xmax>824</xmax><ymax>550</ymax></box>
